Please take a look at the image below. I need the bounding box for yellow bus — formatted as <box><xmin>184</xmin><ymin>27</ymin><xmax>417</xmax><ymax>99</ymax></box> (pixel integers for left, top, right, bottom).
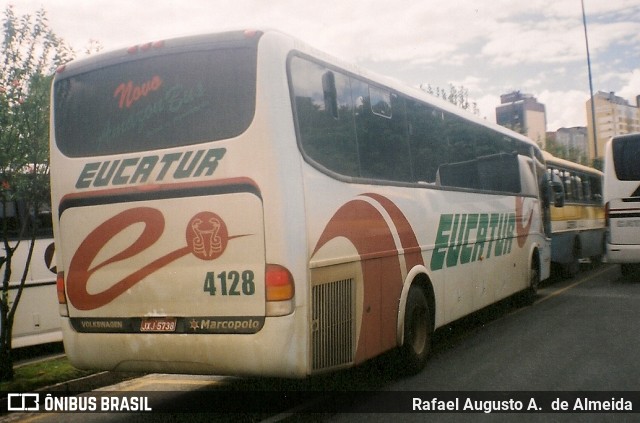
<box><xmin>544</xmin><ymin>151</ymin><xmax>605</xmax><ymax>277</ymax></box>
<box><xmin>51</xmin><ymin>29</ymin><xmax>553</xmax><ymax>377</ymax></box>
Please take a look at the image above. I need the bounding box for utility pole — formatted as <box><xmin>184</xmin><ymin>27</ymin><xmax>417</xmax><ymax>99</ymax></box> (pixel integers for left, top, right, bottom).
<box><xmin>582</xmin><ymin>0</ymin><xmax>598</xmax><ymax>159</ymax></box>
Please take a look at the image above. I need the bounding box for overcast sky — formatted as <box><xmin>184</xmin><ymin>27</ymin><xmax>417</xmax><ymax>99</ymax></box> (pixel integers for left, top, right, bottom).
<box><xmin>5</xmin><ymin>0</ymin><xmax>640</xmax><ymax>131</ymax></box>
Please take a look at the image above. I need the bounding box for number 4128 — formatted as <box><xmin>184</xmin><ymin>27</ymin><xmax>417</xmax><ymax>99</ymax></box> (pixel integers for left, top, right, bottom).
<box><xmin>203</xmin><ymin>270</ymin><xmax>255</xmax><ymax>296</ymax></box>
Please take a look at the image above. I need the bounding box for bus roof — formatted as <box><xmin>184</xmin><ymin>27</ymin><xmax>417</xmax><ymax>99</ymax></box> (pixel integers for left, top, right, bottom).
<box><xmin>55</xmin><ymin>28</ymin><xmax>541</xmax><ymax>157</ymax></box>
<box><xmin>542</xmin><ymin>150</ymin><xmax>602</xmax><ymax>176</ymax></box>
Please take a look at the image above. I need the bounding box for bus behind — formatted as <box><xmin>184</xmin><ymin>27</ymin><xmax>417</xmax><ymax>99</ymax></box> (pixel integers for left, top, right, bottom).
<box><xmin>603</xmin><ymin>133</ymin><xmax>640</xmax><ymax>275</ymax></box>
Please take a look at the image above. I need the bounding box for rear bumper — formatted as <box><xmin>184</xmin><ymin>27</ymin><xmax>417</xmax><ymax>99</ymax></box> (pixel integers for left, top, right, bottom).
<box><xmin>61</xmin><ymin>310</ymin><xmax>308</xmax><ymax>378</ymax></box>
<box><xmin>604</xmin><ymin>243</ymin><xmax>640</xmax><ymax>264</ymax></box>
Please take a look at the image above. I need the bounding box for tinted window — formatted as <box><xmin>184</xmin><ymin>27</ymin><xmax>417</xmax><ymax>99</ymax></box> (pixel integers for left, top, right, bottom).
<box><xmin>589</xmin><ymin>174</ymin><xmax>603</xmax><ymax>202</ymax></box>
<box><xmin>289</xmin><ymin>55</ymin><xmax>533</xmax><ymax>195</ymax></box>
<box><xmin>54</xmin><ymin>47</ymin><xmax>257</xmax><ymax>157</ymax></box>
<box><xmin>0</xmin><ymin>200</ymin><xmax>52</xmax><ymax>240</ymax></box>
<box><xmin>407</xmin><ymin>100</ymin><xmax>448</xmax><ymax>183</ymax></box>
<box><xmin>354</xmin><ymin>80</ymin><xmax>412</xmax><ymax>182</ymax></box>
<box><xmin>612</xmin><ymin>136</ymin><xmax>640</xmax><ymax>181</ymax></box>
<box><xmin>547</xmin><ymin>164</ymin><xmax>602</xmax><ymax>205</ymax></box>
<box><xmin>290</xmin><ymin>59</ymin><xmax>359</xmax><ymax>177</ymax></box>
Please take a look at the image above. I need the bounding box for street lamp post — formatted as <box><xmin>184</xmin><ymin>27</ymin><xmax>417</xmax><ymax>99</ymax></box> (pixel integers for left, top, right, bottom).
<box><xmin>582</xmin><ymin>0</ymin><xmax>598</xmax><ymax>160</ymax></box>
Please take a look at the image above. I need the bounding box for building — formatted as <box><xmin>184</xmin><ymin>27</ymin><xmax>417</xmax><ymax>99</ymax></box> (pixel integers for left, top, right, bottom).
<box><xmin>554</xmin><ymin>127</ymin><xmax>589</xmax><ymax>164</ymax></box>
<box><xmin>495</xmin><ymin>91</ymin><xmax>547</xmax><ymax>147</ymax></box>
<box><xmin>586</xmin><ymin>91</ymin><xmax>640</xmax><ymax>161</ymax></box>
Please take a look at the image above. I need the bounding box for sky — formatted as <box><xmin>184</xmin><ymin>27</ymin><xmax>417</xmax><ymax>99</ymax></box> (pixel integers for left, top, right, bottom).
<box><xmin>4</xmin><ymin>0</ymin><xmax>640</xmax><ymax>132</ymax></box>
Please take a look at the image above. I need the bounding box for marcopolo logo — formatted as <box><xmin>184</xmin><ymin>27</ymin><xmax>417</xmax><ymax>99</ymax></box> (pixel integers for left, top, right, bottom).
<box><xmin>189</xmin><ymin>317</ymin><xmax>263</xmax><ymax>334</ymax></box>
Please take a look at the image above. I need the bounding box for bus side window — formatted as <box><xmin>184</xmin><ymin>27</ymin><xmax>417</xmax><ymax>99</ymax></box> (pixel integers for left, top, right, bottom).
<box><xmin>369</xmin><ymin>86</ymin><xmax>392</xmax><ymax>119</ymax></box>
<box><xmin>353</xmin><ymin>80</ymin><xmax>413</xmax><ymax>182</ymax></box>
<box><xmin>562</xmin><ymin>170</ymin><xmax>573</xmax><ymax>201</ymax></box>
<box><xmin>291</xmin><ymin>58</ymin><xmax>359</xmax><ymax>178</ymax></box>
<box><xmin>590</xmin><ymin>175</ymin><xmax>603</xmax><ymax>202</ymax></box>
<box><xmin>550</xmin><ymin>172</ymin><xmax>565</xmax><ymax>207</ymax></box>
<box><xmin>407</xmin><ymin>100</ymin><xmax>448</xmax><ymax>184</ymax></box>
<box><xmin>322</xmin><ymin>71</ymin><xmax>338</xmax><ymax>120</ymax></box>
<box><xmin>0</xmin><ymin>200</ymin><xmax>20</xmax><ymax>239</ymax></box>
<box><xmin>572</xmin><ymin>174</ymin><xmax>583</xmax><ymax>202</ymax></box>
<box><xmin>0</xmin><ymin>200</ymin><xmax>53</xmax><ymax>240</ymax></box>
<box><xmin>582</xmin><ymin>175</ymin><xmax>591</xmax><ymax>203</ymax></box>
<box><xmin>35</xmin><ymin>207</ymin><xmax>54</xmax><ymax>238</ymax></box>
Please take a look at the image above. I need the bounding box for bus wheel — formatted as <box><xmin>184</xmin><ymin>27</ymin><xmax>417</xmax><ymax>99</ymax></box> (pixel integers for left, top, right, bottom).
<box><xmin>522</xmin><ymin>254</ymin><xmax>540</xmax><ymax>306</ymax></box>
<box><xmin>621</xmin><ymin>264</ymin><xmax>640</xmax><ymax>277</ymax></box>
<box><xmin>561</xmin><ymin>238</ymin><xmax>580</xmax><ymax>278</ymax></box>
<box><xmin>399</xmin><ymin>286</ymin><xmax>432</xmax><ymax>374</ymax></box>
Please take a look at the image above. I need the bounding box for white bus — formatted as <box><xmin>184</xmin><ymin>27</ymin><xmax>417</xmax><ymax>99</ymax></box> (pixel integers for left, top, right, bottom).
<box><xmin>543</xmin><ymin>151</ymin><xmax>605</xmax><ymax>277</ymax></box>
<box><xmin>50</xmin><ymin>29</ymin><xmax>553</xmax><ymax>377</ymax></box>
<box><xmin>603</xmin><ymin>133</ymin><xmax>640</xmax><ymax>275</ymax></box>
<box><xmin>1</xmin><ymin>199</ymin><xmax>61</xmax><ymax>348</ymax></box>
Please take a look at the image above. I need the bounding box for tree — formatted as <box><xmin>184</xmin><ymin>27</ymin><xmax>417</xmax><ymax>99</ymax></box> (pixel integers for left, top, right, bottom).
<box><xmin>0</xmin><ymin>5</ymin><xmax>72</xmax><ymax>381</ymax></box>
<box><xmin>420</xmin><ymin>83</ymin><xmax>480</xmax><ymax>115</ymax></box>
<box><xmin>545</xmin><ymin>135</ymin><xmax>589</xmax><ymax>166</ymax></box>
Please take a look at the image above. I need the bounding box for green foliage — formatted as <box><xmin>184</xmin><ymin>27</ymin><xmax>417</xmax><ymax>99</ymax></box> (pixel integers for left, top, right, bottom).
<box><xmin>0</xmin><ymin>5</ymin><xmax>72</xmax><ymax>381</ymax></box>
<box><xmin>544</xmin><ymin>136</ymin><xmax>589</xmax><ymax>166</ymax></box>
<box><xmin>420</xmin><ymin>83</ymin><xmax>480</xmax><ymax>115</ymax></box>
<box><xmin>0</xmin><ymin>357</ymin><xmax>94</xmax><ymax>392</ymax></box>
<box><xmin>591</xmin><ymin>157</ymin><xmax>603</xmax><ymax>171</ymax></box>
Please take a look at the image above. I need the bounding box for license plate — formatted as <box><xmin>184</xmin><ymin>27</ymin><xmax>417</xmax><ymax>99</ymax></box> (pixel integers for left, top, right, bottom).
<box><xmin>140</xmin><ymin>317</ymin><xmax>177</xmax><ymax>332</ymax></box>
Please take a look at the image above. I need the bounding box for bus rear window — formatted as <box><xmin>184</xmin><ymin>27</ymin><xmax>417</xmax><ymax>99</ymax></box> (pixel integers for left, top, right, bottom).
<box><xmin>54</xmin><ymin>47</ymin><xmax>257</xmax><ymax>157</ymax></box>
<box><xmin>612</xmin><ymin>136</ymin><xmax>640</xmax><ymax>181</ymax></box>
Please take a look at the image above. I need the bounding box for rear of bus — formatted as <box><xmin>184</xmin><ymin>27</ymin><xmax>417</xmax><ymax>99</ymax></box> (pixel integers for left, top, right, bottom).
<box><xmin>50</xmin><ymin>31</ymin><xmax>308</xmax><ymax>377</ymax></box>
<box><xmin>604</xmin><ymin>133</ymin><xmax>640</xmax><ymax>274</ymax></box>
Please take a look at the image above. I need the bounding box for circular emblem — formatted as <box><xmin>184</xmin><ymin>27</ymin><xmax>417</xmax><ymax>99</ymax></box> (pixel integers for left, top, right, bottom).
<box><xmin>186</xmin><ymin>212</ymin><xmax>229</xmax><ymax>260</ymax></box>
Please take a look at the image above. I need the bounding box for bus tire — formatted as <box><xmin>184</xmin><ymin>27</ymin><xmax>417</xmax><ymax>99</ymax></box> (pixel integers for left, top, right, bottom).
<box><xmin>561</xmin><ymin>238</ymin><xmax>581</xmax><ymax>278</ymax></box>
<box><xmin>522</xmin><ymin>252</ymin><xmax>540</xmax><ymax>306</ymax></box>
<box><xmin>399</xmin><ymin>286</ymin><xmax>432</xmax><ymax>374</ymax></box>
<box><xmin>621</xmin><ymin>264</ymin><xmax>640</xmax><ymax>277</ymax></box>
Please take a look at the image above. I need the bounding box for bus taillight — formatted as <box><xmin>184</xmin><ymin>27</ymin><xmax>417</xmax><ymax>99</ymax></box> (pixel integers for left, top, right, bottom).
<box><xmin>605</xmin><ymin>202</ymin><xmax>610</xmax><ymax>227</ymax></box>
<box><xmin>56</xmin><ymin>272</ymin><xmax>69</xmax><ymax>317</ymax></box>
<box><xmin>265</xmin><ymin>264</ymin><xmax>295</xmax><ymax>317</ymax></box>
<box><xmin>127</xmin><ymin>40</ymin><xmax>165</xmax><ymax>54</ymax></box>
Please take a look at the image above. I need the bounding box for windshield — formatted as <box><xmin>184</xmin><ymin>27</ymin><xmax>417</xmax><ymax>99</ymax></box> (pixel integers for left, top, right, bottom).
<box><xmin>612</xmin><ymin>136</ymin><xmax>640</xmax><ymax>181</ymax></box>
<box><xmin>54</xmin><ymin>46</ymin><xmax>257</xmax><ymax>157</ymax></box>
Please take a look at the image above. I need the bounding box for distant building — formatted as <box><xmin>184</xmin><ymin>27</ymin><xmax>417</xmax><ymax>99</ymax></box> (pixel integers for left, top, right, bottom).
<box><xmin>586</xmin><ymin>91</ymin><xmax>640</xmax><ymax>161</ymax></box>
<box><xmin>495</xmin><ymin>91</ymin><xmax>547</xmax><ymax>147</ymax></box>
<box><xmin>548</xmin><ymin>127</ymin><xmax>589</xmax><ymax>164</ymax></box>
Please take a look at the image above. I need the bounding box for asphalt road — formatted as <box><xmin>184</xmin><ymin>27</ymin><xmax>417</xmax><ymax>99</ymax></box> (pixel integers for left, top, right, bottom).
<box><xmin>3</xmin><ymin>263</ymin><xmax>639</xmax><ymax>422</ymax></box>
